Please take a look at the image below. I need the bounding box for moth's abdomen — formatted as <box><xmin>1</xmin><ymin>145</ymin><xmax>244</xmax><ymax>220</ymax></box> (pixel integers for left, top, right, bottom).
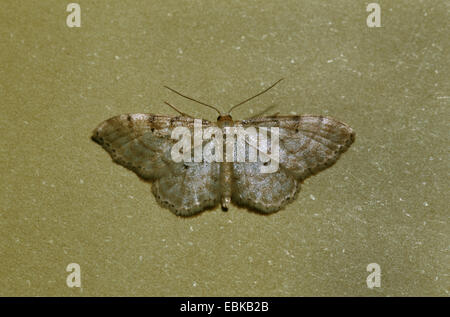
<box><xmin>220</xmin><ymin>162</ymin><xmax>232</xmax><ymax>211</ymax></box>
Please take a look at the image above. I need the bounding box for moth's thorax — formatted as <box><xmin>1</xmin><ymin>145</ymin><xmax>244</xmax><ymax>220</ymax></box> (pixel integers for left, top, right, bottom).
<box><xmin>217</xmin><ymin>114</ymin><xmax>233</xmax><ymax>128</ymax></box>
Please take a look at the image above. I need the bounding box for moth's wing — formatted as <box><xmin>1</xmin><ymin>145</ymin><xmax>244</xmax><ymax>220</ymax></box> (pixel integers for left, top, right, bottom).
<box><xmin>232</xmin><ymin>115</ymin><xmax>355</xmax><ymax>213</ymax></box>
<box><xmin>151</xmin><ymin>161</ymin><xmax>221</xmax><ymax>216</ymax></box>
<box><xmin>232</xmin><ymin>161</ymin><xmax>300</xmax><ymax>214</ymax></box>
<box><xmin>92</xmin><ymin>114</ymin><xmax>220</xmax><ymax>216</ymax></box>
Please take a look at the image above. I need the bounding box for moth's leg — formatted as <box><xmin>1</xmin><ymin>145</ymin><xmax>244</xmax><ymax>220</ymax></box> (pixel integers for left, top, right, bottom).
<box><xmin>220</xmin><ymin>162</ymin><xmax>232</xmax><ymax>211</ymax></box>
<box><xmin>245</xmin><ymin>105</ymin><xmax>276</xmax><ymax>119</ymax></box>
<box><xmin>163</xmin><ymin>101</ymin><xmax>194</xmax><ymax>118</ymax></box>
<box><xmin>268</xmin><ymin>112</ymin><xmax>280</xmax><ymax>117</ymax></box>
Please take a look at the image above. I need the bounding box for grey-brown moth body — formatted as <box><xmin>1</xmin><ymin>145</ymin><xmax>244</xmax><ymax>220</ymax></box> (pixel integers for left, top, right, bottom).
<box><xmin>92</xmin><ymin>112</ymin><xmax>355</xmax><ymax>216</ymax></box>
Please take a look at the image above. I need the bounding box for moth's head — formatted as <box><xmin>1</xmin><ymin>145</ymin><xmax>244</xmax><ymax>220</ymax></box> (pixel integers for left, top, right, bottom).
<box><xmin>217</xmin><ymin>114</ymin><xmax>233</xmax><ymax>122</ymax></box>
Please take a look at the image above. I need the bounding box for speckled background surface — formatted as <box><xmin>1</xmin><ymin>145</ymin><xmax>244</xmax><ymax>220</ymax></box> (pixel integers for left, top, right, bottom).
<box><xmin>0</xmin><ymin>0</ymin><xmax>448</xmax><ymax>296</ymax></box>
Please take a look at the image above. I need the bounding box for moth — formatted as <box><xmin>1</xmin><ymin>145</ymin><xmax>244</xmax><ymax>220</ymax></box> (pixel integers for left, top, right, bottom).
<box><xmin>92</xmin><ymin>79</ymin><xmax>355</xmax><ymax>216</ymax></box>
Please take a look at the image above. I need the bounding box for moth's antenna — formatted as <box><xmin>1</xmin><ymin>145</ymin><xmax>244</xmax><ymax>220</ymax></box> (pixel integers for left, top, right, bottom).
<box><xmin>163</xmin><ymin>101</ymin><xmax>193</xmax><ymax>118</ymax></box>
<box><xmin>164</xmin><ymin>85</ymin><xmax>222</xmax><ymax>115</ymax></box>
<box><xmin>227</xmin><ymin>78</ymin><xmax>284</xmax><ymax>114</ymax></box>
